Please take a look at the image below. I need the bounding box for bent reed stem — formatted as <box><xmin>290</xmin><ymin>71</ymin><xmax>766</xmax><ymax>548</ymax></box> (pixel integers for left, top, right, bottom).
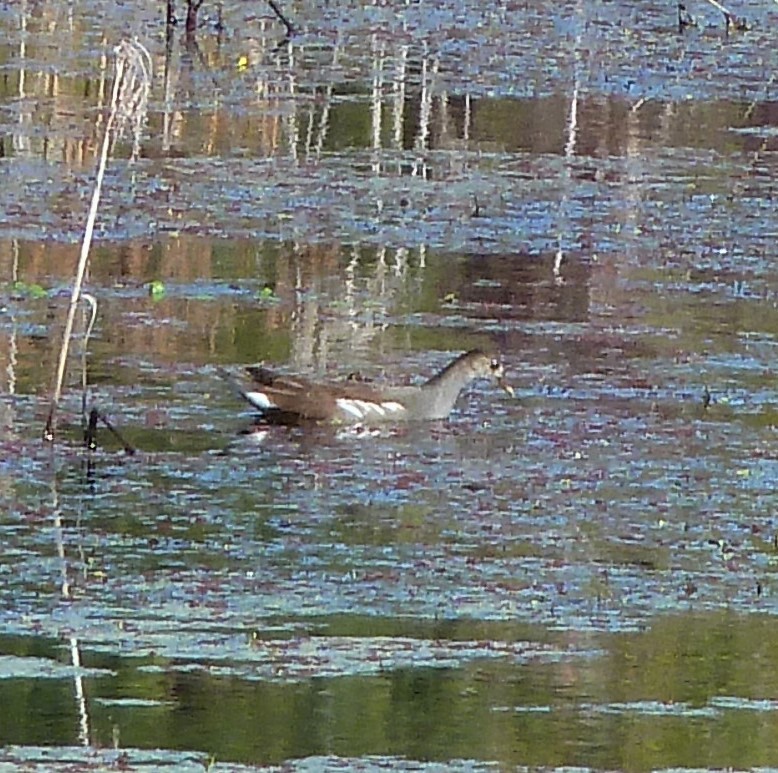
<box><xmin>44</xmin><ymin>40</ymin><xmax>151</xmax><ymax>442</ymax></box>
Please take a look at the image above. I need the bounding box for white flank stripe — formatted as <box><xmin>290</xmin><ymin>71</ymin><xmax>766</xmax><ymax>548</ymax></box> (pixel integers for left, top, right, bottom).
<box><xmin>381</xmin><ymin>401</ymin><xmax>405</xmax><ymax>413</ymax></box>
<box><xmin>245</xmin><ymin>391</ymin><xmax>274</xmax><ymax>409</ymax></box>
<box><xmin>354</xmin><ymin>400</ymin><xmax>376</xmax><ymax>415</ymax></box>
<box><xmin>336</xmin><ymin>398</ymin><xmax>365</xmax><ymax>419</ymax></box>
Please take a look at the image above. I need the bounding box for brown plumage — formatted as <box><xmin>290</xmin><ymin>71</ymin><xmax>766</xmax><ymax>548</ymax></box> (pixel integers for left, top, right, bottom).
<box><xmin>225</xmin><ymin>349</ymin><xmax>513</xmax><ymax>425</ymax></box>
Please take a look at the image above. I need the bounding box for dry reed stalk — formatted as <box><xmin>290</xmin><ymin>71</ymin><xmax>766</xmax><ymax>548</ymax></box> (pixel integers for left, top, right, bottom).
<box><xmin>44</xmin><ymin>40</ymin><xmax>151</xmax><ymax>442</ymax></box>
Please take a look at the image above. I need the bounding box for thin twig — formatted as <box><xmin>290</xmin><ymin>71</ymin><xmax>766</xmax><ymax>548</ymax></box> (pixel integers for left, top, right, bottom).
<box><xmin>267</xmin><ymin>0</ymin><xmax>295</xmax><ymax>37</ymax></box>
<box><xmin>186</xmin><ymin>0</ymin><xmax>205</xmax><ymax>33</ymax></box>
<box><xmin>83</xmin><ymin>407</ymin><xmax>136</xmax><ymax>456</ymax></box>
<box><xmin>80</xmin><ymin>293</ymin><xmax>98</xmax><ymax>424</ymax></box>
<box><xmin>84</xmin><ymin>408</ymin><xmax>99</xmax><ymax>450</ymax></box>
<box><xmin>97</xmin><ymin>410</ymin><xmax>137</xmax><ymax>456</ymax></box>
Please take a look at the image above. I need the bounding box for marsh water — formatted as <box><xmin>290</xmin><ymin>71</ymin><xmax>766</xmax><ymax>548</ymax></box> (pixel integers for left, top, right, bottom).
<box><xmin>1</xmin><ymin>0</ymin><xmax>778</xmax><ymax>770</ymax></box>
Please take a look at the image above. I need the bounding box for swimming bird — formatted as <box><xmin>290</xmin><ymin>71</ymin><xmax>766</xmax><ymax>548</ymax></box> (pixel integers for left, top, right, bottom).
<box><xmin>225</xmin><ymin>349</ymin><xmax>513</xmax><ymax>425</ymax></box>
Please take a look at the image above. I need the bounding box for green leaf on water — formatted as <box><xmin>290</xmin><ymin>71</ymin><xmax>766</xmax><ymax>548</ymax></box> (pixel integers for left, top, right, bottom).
<box><xmin>149</xmin><ymin>280</ymin><xmax>166</xmax><ymax>300</ymax></box>
<box><xmin>11</xmin><ymin>281</ymin><xmax>47</xmax><ymax>299</ymax></box>
<box><xmin>257</xmin><ymin>285</ymin><xmax>278</xmax><ymax>302</ymax></box>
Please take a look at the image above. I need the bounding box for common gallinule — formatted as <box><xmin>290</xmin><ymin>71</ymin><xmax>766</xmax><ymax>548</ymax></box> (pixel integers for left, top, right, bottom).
<box><xmin>225</xmin><ymin>349</ymin><xmax>513</xmax><ymax>425</ymax></box>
